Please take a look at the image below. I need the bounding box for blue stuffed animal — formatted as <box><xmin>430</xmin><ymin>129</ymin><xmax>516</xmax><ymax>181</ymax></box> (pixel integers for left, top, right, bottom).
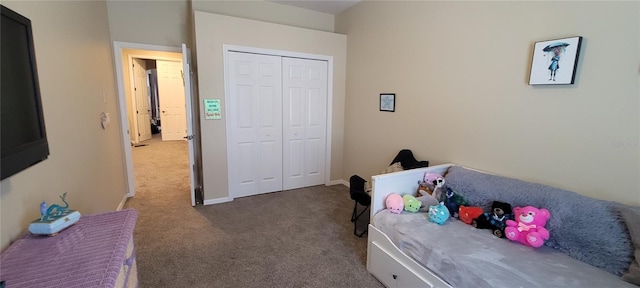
<box><xmin>428</xmin><ymin>202</ymin><xmax>450</xmax><ymax>225</ymax></box>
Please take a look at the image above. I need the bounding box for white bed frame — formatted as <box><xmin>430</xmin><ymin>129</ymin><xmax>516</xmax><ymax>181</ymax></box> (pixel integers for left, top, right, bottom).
<box><xmin>366</xmin><ymin>164</ymin><xmax>454</xmax><ymax>288</ymax></box>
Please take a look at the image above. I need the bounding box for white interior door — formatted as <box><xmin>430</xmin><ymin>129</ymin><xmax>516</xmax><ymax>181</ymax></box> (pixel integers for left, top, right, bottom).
<box><xmin>157</xmin><ymin>60</ymin><xmax>187</xmax><ymax>141</ymax></box>
<box><xmin>182</xmin><ymin>44</ymin><xmax>198</xmax><ymax>206</ymax></box>
<box><xmin>132</xmin><ymin>58</ymin><xmax>151</xmax><ymax>142</ymax></box>
<box><xmin>282</xmin><ymin>58</ymin><xmax>327</xmax><ymax>190</ymax></box>
<box><xmin>227</xmin><ymin>51</ymin><xmax>283</xmax><ymax>198</ymax></box>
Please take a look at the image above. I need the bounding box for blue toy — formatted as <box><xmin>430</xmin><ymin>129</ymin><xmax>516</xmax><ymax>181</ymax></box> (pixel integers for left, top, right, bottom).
<box><xmin>31</xmin><ymin>192</ymin><xmax>80</xmax><ymax>235</ymax></box>
<box><xmin>40</xmin><ymin>192</ymin><xmax>69</xmax><ymax>221</ymax></box>
<box><xmin>428</xmin><ymin>202</ymin><xmax>450</xmax><ymax>225</ymax></box>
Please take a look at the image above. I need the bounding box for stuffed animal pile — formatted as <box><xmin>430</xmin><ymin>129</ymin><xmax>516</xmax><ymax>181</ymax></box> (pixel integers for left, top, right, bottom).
<box><xmin>415</xmin><ymin>172</ymin><xmax>445</xmax><ymax>211</ymax></box>
<box><xmin>383</xmin><ymin>171</ymin><xmax>552</xmax><ymax>249</ymax></box>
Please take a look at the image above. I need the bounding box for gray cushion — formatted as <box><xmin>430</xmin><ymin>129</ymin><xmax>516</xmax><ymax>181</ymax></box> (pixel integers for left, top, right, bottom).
<box><xmin>615</xmin><ymin>204</ymin><xmax>640</xmax><ymax>285</ymax></box>
<box><xmin>444</xmin><ymin>166</ymin><xmax>634</xmax><ymax>276</ymax></box>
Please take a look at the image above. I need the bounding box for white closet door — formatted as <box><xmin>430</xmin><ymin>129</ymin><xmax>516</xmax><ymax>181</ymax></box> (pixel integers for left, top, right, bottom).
<box><xmin>282</xmin><ymin>58</ymin><xmax>328</xmax><ymax>190</ymax></box>
<box><xmin>228</xmin><ymin>52</ymin><xmax>283</xmax><ymax>198</ymax></box>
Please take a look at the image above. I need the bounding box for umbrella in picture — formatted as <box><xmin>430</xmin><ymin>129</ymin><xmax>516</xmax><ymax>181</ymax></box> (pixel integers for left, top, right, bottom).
<box><xmin>543</xmin><ymin>42</ymin><xmax>570</xmax><ymax>52</ymax></box>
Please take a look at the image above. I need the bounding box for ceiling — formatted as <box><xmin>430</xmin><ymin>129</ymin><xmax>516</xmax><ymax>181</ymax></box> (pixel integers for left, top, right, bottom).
<box><xmin>266</xmin><ymin>0</ymin><xmax>361</xmax><ymax>15</ymax></box>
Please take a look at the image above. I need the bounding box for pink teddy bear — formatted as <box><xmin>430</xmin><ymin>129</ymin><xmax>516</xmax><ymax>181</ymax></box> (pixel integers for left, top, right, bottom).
<box><xmin>505</xmin><ymin>206</ymin><xmax>551</xmax><ymax>248</ymax></box>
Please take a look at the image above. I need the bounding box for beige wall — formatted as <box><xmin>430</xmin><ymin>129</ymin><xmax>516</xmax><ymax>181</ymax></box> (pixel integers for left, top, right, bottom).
<box><xmin>192</xmin><ymin>0</ymin><xmax>334</xmax><ymax>32</ymax></box>
<box><xmin>1</xmin><ymin>1</ymin><xmax>127</xmax><ymax>250</ymax></box>
<box><xmin>105</xmin><ymin>0</ymin><xmax>335</xmax><ymax>52</ymax></box>
<box><xmin>194</xmin><ymin>11</ymin><xmax>347</xmax><ymax>201</ymax></box>
<box><xmin>106</xmin><ymin>0</ymin><xmax>191</xmax><ymax>47</ymax></box>
<box><xmin>336</xmin><ymin>1</ymin><xmax>640</xmax><ymax>205</ymax></box>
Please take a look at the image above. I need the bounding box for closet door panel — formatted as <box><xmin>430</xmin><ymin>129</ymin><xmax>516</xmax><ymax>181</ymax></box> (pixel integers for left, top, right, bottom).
<box><xmin>228</xmin><ymin>52</ymin><xmax>282</xmax><ymax>198</ymax></box>
<box><xmin>305</xmin><ymin>62</ymin><xmax>327</xmax><ymax>186</ymax></box>
<box><xmin>238</xmin><ymin>143</ymin><xmax>257</xmax><ymax>185</ymax></box>
<box><xmin>283</xmin><ymin>58</ymin><xmax>328</xmax><ymax>190</ymax></box>
<box><xmin>257</xmin><ymin>69</ymin><xmax>283</xmax><ymax>193</ymax></box>
<box><xmin>306</xmin><ymin>87</ymin><xmax>325</xmax><ymax>180</ymax></box>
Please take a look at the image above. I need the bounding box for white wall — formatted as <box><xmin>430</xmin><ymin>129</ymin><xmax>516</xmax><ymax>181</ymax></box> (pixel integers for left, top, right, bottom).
<box><xmin>194</xmin><ymin>12</ymin><xmax>347</xmax><ymax>202</ymax></box>
<box><xmin>1</xmin><ymin>1</ymin><xmax>127</xmax><ymax>250</ymax></box>
<box><xmin>336</xmin><ymin>1</ymin><xmax>640</xmax><ymax>205</ymax></box>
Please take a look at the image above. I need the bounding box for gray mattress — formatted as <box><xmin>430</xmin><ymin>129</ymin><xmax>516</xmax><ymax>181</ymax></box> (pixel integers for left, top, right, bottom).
<box><xmin>374</xmin><ymin>209</ymin><xmax>635</xmax><ymax>288</ymax></box>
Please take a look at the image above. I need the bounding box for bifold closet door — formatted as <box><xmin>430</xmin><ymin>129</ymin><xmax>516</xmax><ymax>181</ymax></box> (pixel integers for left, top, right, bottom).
<box><xmin>282</xmin><ymin>58</ymin><xmax>328</xmax><ymax>190</ymax></box>
<box><xmin>227</xmin><ymin>52</ymin><xmax>283</xmax><ymax>198</ymax></box>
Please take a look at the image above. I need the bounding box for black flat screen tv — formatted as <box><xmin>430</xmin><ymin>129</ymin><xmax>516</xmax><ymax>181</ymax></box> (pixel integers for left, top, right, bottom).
<box><xmin>1</xmin><ymin>5</ymin><xmax>49</xmax><ymax>181</ymax></box>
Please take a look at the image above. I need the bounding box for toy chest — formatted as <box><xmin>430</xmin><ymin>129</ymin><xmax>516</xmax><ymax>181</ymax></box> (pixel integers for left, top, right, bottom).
<box><xmin>0</xmin><ymin>209</ymin><xmax>138</xmax><ymax>288</ymax></box>
<box><xmin>28</xmin><ymin>210</ymin><xmax>81</xmax><ymax>235</ymax></box>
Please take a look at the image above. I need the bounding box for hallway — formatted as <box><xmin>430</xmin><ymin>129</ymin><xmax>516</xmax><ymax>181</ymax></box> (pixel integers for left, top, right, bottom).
<box><xmin>128</xmin><ymin>134</ymin><xmax>190</xmax><ymax>204</ymax></box>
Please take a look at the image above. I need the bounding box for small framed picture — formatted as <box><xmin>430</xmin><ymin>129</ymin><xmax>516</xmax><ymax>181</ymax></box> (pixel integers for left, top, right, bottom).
<box><xmin>380</xmin><ymin>93</ymin><xmax>395</xmax><ymax>112</ymax></box>
<box><xmin>529</xmin><ymin>36</ymin><xmax>583</xmax><ymax>85</ymax></box>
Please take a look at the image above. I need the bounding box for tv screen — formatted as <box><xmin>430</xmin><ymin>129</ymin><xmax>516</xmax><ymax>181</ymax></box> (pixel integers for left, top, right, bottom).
<box><xmin>1</xmin><ymin>5</ymin><xmax>49</xmax><ymax>180</ymax></box>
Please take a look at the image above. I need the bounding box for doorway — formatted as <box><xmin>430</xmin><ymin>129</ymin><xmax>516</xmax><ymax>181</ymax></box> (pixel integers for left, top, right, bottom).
<box><xmin>129</xmin><ymin>57</ymin><xmax>188</xmax><ymax>143</ymax></box>
<box><xmin>113</xmin><ymin>41</ymin><xmax>200</xmax><ymax>206</ymax></box>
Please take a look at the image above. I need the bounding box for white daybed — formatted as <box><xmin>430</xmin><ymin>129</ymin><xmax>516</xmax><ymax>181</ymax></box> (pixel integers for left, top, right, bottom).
<box><xmin>366</xmin><ymin>164</ymin><xmax>453</xmax><ymax>288</ymax></box>
<box><xmin>365</xmin><ymin>164</ymin><xmax>638</xmax><ymax>288</ymax></box>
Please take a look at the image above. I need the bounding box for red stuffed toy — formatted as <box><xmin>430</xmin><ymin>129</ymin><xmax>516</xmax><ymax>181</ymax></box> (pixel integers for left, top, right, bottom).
<box><xmin>458</xmin><ymin>206</ymin><xmax>484</xmax><ymax>225</ymax></box>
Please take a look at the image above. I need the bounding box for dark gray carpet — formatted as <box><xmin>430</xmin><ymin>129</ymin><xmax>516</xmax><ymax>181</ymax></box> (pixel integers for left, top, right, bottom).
<box><xmin>124</xmin><ymin>134</ymin><xmax>382</xmax><ymax>287</ymax></box>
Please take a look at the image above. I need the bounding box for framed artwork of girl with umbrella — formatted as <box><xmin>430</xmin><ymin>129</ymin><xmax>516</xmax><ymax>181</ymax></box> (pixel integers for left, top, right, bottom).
<box><xmin>529</xmin><ymin>36</ymin><xmax>583</xmax><ymax>85</ymax></box>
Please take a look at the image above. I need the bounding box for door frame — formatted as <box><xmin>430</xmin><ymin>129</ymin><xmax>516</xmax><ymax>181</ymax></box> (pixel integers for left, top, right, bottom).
<box><xmin>223</xmin><ymin>44</ymin><xmax>334</xmax><ymax>199</ymax></box>
<box><xmin>112</xmin><ymin>41</ymin><xmax>194</xmax><ymax>199</ymax></box>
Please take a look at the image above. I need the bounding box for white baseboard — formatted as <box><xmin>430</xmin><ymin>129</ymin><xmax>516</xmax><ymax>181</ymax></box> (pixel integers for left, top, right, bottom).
<box><xmin>329</xmin><ymin>179</ymin><xmax>349</xmax><ymax>187</ymax></box>
<box><xmin>203</xmin><ymin>197</ymin><xmax>233</xmax><ymax>206</ymax></box>
<box><xmin>116</xmin><ymin>193</ymin><xmax>129</xmax><ymax>211</ymax></box>
<box><xmin>202</xmin><ymin>182</ymin><xmax>351</xmax><ymax>206</ymax></box>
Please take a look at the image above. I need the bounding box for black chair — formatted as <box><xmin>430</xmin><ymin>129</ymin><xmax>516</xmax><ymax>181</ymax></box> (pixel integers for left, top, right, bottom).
<box><xmin>349</xmin><ymin>175</ymin><xmax>370</xmax><ymax>237</ymax></box>
<box><xmin>390</xmin><ymin>149</ymin><xmax>429</xmax><ymax>170</ymax></box>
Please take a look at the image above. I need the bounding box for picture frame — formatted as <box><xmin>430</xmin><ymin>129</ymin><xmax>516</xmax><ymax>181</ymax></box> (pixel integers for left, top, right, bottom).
<box><xmin>380</xmin><ymin>93</ymin><xmax>395</xmax><ymax>112</ymax></box>
<box><xmin>529</xmin><ymin>36</ymin><xmax>582</xmax><ymax>85</ymax></box>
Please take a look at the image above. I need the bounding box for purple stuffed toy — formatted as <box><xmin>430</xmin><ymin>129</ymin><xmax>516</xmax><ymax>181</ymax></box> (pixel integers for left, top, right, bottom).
<box><xmin>423</xmin><ymin>172</ymin><xmax>445</xmax><ymax>199</ymax></box>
